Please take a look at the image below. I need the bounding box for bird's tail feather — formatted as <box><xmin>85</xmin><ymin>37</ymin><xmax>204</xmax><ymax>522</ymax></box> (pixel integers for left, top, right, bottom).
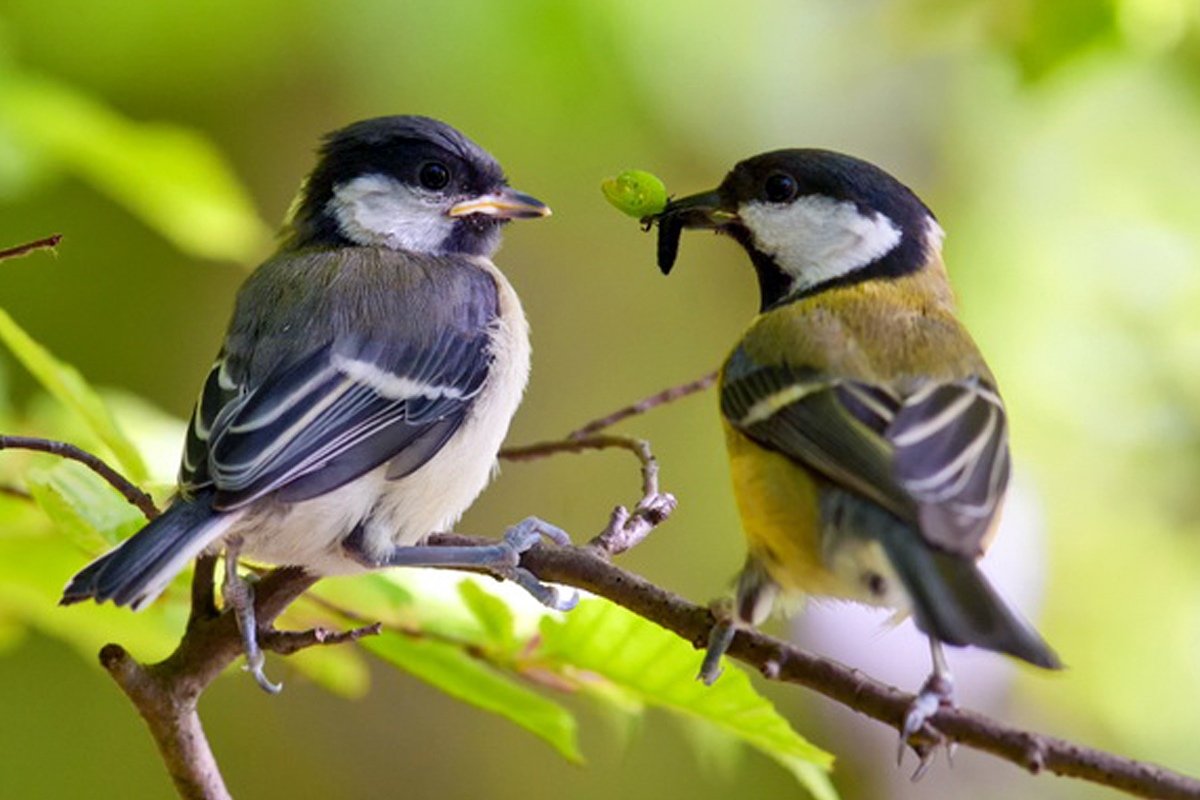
<box><xmin>60</xmin><ymin>496</ymin><xmax>233</xmax><ymax>611</ymax></box>
<box><xmin>878</xmin><ymin>528</ymin><xmax>1062</xmax><ymax>669</ymax></box>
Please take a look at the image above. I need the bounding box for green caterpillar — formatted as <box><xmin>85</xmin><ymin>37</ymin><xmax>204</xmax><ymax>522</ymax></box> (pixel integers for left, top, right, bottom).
<box><xmin>601</xmin><ymin>169</ymin><xmax>668</xmax><ymax>218</ymax></box>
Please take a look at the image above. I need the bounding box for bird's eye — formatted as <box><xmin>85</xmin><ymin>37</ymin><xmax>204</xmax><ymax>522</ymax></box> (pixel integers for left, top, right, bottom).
<box><xmin>418</xmin><ymin>161</ymin><xmax>451</xmax><ymax>190</ymax></box>
<box><xmin>763</xmin><ymin>172</ymin><xmax>798</xmax><ymax>203</ymax></box>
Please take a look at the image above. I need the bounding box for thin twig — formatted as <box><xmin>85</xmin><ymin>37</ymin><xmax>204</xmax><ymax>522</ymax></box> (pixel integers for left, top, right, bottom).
<box><xmin>0</xmin><ymin>435</ymin><xmax>159</xmax><ymax>520</ymax></box>
<box><xmin>566</xmin><ymin>371</ymin><xmax>718</xmax><ymax>439</ymax></box>
<box><xmin>0</xmin><ymin>234</ymin><xmax>63</xmax><ymax>262</ymax></box>
<box><xmin>260</xmin><ymin>622</ymin><xmax>383</xmax><ymax>656</ymax></box>
<box><xmin>501</xmin><ymin>433</ymin><xmax>677</xmax><ymax>556</ymax></box>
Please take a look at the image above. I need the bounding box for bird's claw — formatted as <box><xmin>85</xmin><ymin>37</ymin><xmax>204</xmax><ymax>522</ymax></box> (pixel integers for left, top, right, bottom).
<box><xmin>223</xmin><ymin>539</ymin><xmax>282</xmax><ymax>695</ymax></box>
<box><xmin>502</xmin><ymin>516</ymin><xmax>572</xmax><ymax>555</ymax></box>
<box><xmin>897</xmin><ymin>671</ymin><xmax>955</xmax><ymax>766</ymax></box>
<box><xmin>244</xmin><ymin>646</ymin><xmax>283</xmax><ymax>694</ymax></box>
<box><xmin>498</xmin><ymin>517</ymin><xmax>577</xmax><ymax>611</ymax></box>
<box><xmin>698</xmin><ymin>599</ymin><xmax>736</xmax><ymax>685</ymax></box>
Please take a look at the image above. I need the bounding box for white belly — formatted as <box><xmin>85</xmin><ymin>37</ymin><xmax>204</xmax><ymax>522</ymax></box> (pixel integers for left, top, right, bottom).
<box><xmin>228</xmin><ymin>258</ymin><xmax>531</xmax><ymax>575</ymax></box>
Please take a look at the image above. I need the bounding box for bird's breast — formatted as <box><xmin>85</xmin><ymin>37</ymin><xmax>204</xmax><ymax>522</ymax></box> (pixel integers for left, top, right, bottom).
<box><xmin>358</xmin><ymin>257</ymin><xmax>531</xmax><ymax>555</ymax></box>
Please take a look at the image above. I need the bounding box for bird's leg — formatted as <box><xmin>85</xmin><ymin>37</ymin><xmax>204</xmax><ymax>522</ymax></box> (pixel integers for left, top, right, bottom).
<box><xmin>898</xmin><ymin>637</ymin><xmax>955</xmax><ymax>767</ymax></box>
<box><xmin>699</xmin><ymin>599</ymin><xmax>737</xmax><ymax>685</ymax></box>
<box><xmin>222</xmin><ymin>536</ymin><xmax>282</xmax><ymax>694</ymax></box>
<box><xmin>344</xmin><ymin>516</ymin><xmax>579</xmax><ymax>611</ymax></box>
<box><xmin>699</xmin><ymin>557</ymin><xmax>778</xmax><ymax>685</ymax></box>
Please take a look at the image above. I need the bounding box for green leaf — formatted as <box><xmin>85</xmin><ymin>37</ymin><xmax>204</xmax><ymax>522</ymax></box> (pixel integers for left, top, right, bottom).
<box><xmin>363</xmin><ymin>629</ymin><xmax>581</xmax><ymax>763</ymax></box>
<box><xmin>539</xmin><ymin>599</ymin><xmax>835</xmax><ymax>794</ymax></box>
<box><xmin>26</xmin><ymin>459</ymin><xmax>145</xmax><ymax>551</ymax></box>
<box><xmin>0</xmin><ymin>72</ymin><xmax>270</xmax><ymax>262</ymax></box>
<box><xmin>0</xmin><ymin>305</ymin><xmax>148</xmax><ymax>481</ymax></box>
<box><xmin>458</xmin><ymin>578</ymin><xmax>518</xmax><ymax>654</ymax></box>
<box><xmin>0</xmin><ymin>534</ymin><xmax>186</xmax><ymax>663</ymax></box>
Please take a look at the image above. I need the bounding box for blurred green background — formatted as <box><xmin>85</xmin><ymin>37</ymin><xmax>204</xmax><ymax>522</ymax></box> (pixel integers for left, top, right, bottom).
<box><xmin>3</xmin><ymin>0</ymin><xmax>1200</xmax><ymax>797</ymax></box>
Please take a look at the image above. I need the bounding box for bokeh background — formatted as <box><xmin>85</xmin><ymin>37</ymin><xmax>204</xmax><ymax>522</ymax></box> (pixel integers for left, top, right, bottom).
<box><xmin>3</xmin><ymin>1</ymin><xmax>1200</xmax><ymax>798</ymax></box>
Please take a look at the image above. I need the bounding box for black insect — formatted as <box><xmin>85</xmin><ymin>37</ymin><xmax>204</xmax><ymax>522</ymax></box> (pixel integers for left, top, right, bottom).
<box><xmin>653</xmin><ymin>212</ymin><xmax>683</xmax><ymax>275</ymax></box>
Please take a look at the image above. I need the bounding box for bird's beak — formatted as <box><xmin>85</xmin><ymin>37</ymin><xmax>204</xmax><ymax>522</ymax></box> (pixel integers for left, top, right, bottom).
<box><xmin>660</xmin><ymin>189</ymin><xmax>736</xmax><ymax>230</ymax></box>
<box><xmin>448</xmin><ymin>187</ymin><xmax>551</xmax><ymax>219</ymax></box>
<box><xmin>653</xmin><ymin>189</ymin><xmax>737</xmax><ymax>275</ymax></box>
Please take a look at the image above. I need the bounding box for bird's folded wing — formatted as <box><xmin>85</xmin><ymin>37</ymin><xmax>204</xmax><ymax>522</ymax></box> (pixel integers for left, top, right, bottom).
<box><xmin>180</xmin><ymin>329</ymin><xmax>492</xmax><ymax>511</ymax></box>
<box><xmin>721</xmin><ymin>359</ymin><xmax>1008</xmax><ymax>556</ymax></box>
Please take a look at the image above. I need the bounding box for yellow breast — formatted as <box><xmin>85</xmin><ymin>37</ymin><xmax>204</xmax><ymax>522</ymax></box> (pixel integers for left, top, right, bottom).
<box><xmin>725</xmin><ymin>421</ymin><xmax>856</xmax><ymax>599</ymax></box>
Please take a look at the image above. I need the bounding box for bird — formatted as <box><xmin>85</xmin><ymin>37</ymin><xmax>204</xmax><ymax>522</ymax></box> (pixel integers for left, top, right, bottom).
<box><xmin>648</xmin><ymin>148</ymin><xmax>1061</xmax><ymax>750</ymax></box>
<box><xmin>61</xmin><ymin>115</ymin><xmax>571</xmax><ymax>692</ymax></box>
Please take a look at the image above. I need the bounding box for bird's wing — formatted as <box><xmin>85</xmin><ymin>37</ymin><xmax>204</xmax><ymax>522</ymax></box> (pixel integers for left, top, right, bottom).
<box><xmin>180</xmin><ymin>328</ymin><xmax>493</xmax><ymax>511</ymax></box>
<box><xmin>721</xmin><ymin>358</ymin><xmax>1009</xmax><ymax>557</ymax></box>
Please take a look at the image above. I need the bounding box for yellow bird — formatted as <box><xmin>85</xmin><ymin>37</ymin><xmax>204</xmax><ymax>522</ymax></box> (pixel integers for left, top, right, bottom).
<box><xmin>651</xmin><ymin>149</ymin><xmax>1060</xmax><ymax>740</ymax></box>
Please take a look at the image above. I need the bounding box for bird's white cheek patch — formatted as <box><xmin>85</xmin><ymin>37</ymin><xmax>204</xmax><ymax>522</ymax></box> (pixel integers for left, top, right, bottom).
<box><xmin>329</xmin><ymin>174</ymin><xmax>454</xmax><ymax>253</ymax></box>
<box><xmin>739</xmin><ymin>196</ymin><xmax>902</xmax><ymax>291</ymax></box>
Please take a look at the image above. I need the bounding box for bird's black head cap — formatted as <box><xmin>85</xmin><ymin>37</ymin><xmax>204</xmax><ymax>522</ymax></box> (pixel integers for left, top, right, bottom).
<box><xmin>285</xmin><ymin>115</ymin><xmax>546</xmax><ymax>256</ymax></box>
<box><xmin>660</xmin><ymin>149</ymin><xmax>939</xmax><ymax>310</ymax></box>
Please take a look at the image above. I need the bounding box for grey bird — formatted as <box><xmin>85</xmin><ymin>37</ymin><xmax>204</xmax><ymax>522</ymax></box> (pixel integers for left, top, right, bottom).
<box><xmin>62</xmin><ymin>115</ymin><xmax>569</xmax><ymax>691</ymax></box>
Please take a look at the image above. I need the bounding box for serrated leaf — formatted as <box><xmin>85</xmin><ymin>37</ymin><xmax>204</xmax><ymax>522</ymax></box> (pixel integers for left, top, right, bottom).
<box><xmin>458</xmin><ymin>578</ymin><xmax>517</xmax><ymax>653</ymax></box>
<box><xmin>26</xmin><ymin>459</ymin><xmax>145</xmax><ymax>550</ymax></box>
<box><xmin>538</xmin><ymin>599</ymin><xmax>835</xmax><ymax>795</ymax></box>
<box><xmin>0</xmin><ymin>73</ymin><xmax>270</xmax><ymax>261</ymax></box>
<box><xmin>363</xmin><ymin>629</ymin><xmax>581</xmax><ymax>763</ymax></box>
<box><xmin>0</xmin><ymin>306</ymin><xmax>147</xmax><ymax>481</ymax></box>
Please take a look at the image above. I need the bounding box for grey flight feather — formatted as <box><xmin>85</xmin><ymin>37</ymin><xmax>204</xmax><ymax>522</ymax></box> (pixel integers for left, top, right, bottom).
<box><xmin>721</xmin><ymin>352</ymin><xmax>1010</xmax><ymax>558</ymax></box>
<box><xmin>181</xmin><ymin>246</ymin><xmax>499</xmax><ymax>510</ymax></box>
<box><xmin>60</xmin><ymin>493</ymin><xmax>227</xmax><ymax>609</ymax></box>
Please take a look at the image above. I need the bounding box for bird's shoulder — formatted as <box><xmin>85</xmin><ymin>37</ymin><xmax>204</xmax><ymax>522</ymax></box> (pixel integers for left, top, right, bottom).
<box><xmin>225</xmin><ymin>246</ymin><xmax>501</xmax><ymax>388</ymax></box>
<box><xmin>728</xmin><ymin>267</ymin><xmax>993</xmax><ymax>390</ymax></box>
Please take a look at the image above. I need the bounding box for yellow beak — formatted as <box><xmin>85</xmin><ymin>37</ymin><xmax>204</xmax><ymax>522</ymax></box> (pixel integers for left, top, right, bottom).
<box><xmin>448</xmin><ymin>188</ymin><xmax>551</xmax><ymax>219</ymax></box>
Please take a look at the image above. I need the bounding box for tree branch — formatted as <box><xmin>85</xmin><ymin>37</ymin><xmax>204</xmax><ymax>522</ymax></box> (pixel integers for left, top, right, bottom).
<box><xmin>99</xmin><ymin>566</ymin><xmax>319</xmax><ymax>799</ymax></box>
<box><xmin>431</xmin><ymin>533</ymin><xmax>1200</xmax><ymax>800</ymax></box>
<box><xmin>0</xmin><ymin>435</ymin><xmax>159</xmax><ymax>520</ymax></box>
<box><xmin>18</xmin><ymin>380</ymin><xmax>1200</xmax><ymax>799</ymax></box>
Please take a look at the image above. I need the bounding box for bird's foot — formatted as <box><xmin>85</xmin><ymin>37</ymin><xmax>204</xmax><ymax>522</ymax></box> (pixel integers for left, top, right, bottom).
<box><xmin>698</xmin><ymin>599</ymin><xmax>736</xmax><ymax>686</ymax></box>
<box><xmin>897</xmin><ymin>670</ymin><xmax>954</xmax><ymax>771</ymax></box>
<box><xmin>223</xmin><ymin>540</ymin><xmax>282</xmax><ymax>694</ymax></box>
<box><xmin>493</xmin><ymin>517</ymin><xmax>579</xmax><ymax>612</ymax></box>
<box><xmin>345</xmin><ymin>517</ymin><xmax>578</xmax><ymax>612</ymax></box>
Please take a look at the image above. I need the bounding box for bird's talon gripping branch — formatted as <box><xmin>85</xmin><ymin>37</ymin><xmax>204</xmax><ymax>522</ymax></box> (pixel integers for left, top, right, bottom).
<box><xmin>502</xmin><ymin>516</ymin><xmax>572</xmax><ymax>551</ymax></box>
<box><xmin>898</xmin><ymin>649</ymin><xmax>955</xmax><ymax>765</ymax></box>
<box><xmin>223</xmin><ymin>538</ymin><xmax>282</xmax><ymax>695</ymax></box>
<box><xmin>496</xmin><ymin>517</ymin><xmax>578</xmax><ymax>610</ymax></box>
<box><xmin>698</xmin><ymin>599</ymin><xmax>737</xmax><ymax>685</ymax></box>
<box><xmin>910</xmin><ymin>745</ymin><xmax>940</xmax><ymax>782</ymax></box>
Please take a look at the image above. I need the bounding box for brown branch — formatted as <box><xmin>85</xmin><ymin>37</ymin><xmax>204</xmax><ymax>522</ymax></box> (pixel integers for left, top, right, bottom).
<box><xmin>566</xmin><ymin>370</ymin><xmax>718</xmax><ymax>439</ymax></box>
<box><xmin>0</xmin><ymin>435</ymin><xmax>159</xmax><ymax>520</ymax></box>
<box><xmin>0</xmin><ymin>234</ymin><xmax>63</xmax><ymax>262</ymax></box>
<box><xmin>429</xmin><ymin>533</ymin><xmax>1200</xmax><ymax>800</ymax></box>
<box><xmin>100</xmin><ymin>566</ymin><xmax>320</xmax><ymax>799</ymax></box>
<box><xmin>259</xmin><ymin>622</ymin><xmax>383</xmax><ymax>656</ymax></box>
